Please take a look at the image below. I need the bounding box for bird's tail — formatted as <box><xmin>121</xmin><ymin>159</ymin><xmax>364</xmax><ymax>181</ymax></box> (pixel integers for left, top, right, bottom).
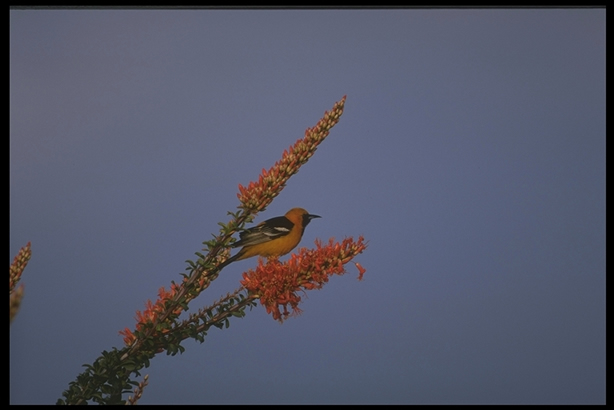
<box><xmin>217</xmin><ymin>249</ymin><xmax>244</xmax><ymax>270</ymax></box>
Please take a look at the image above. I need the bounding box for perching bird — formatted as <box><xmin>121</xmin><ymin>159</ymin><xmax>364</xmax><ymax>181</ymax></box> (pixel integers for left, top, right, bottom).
<box><xmin>219</xmin><ymin>207</ymin><xmax>321</xmax><ymax>269</ymax></box>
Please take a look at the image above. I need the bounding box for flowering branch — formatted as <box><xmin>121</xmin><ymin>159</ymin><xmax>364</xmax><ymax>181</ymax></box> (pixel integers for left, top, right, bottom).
<box><xmin>237</xmin><ymin>95</ymin><xmax>347</xmax><ymax>213</ymax></box>
<box><xmin>10</xmin><ymin>242</ymin><xmax>31</xmax><ymax>323</ymax></box>
<box><xmin>56</xmin><ymin>95</ymin><xmax>366</xmax><ymax>405</ymax></box>
<box><xmin>118</xmin><ymin>95</ymin><xmax>349</xmax><ymax>352</ymax></box>
<box><xmin>242</xmin><ymin>237</ymin><xmax>368</xmax><ymax>322</ymax></box>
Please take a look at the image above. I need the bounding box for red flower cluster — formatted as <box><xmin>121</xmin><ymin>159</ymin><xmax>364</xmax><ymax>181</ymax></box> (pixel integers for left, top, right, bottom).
<box><xmin>119</xmin><ymin>283</ymin><xmax>183</xmax><ymax>345</ymax></box>
<box><xmin>237</xmin><ymin>96</ymin><xmax>347</xmax><ymax>212</ymax></box>
<box><xmin>240</xmin><ymin>236</ymin><xmax>367</xmax><ymax>322</ymax></box>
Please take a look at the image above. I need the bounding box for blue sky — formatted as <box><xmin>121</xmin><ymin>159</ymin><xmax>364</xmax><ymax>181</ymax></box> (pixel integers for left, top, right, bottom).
<box><xmin>10</xmin><ymin>9</ymin><xmax>605</xmax><ymax>404</ymax></box>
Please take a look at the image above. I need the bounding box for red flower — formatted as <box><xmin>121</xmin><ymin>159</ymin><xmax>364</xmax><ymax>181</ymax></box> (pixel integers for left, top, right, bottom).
<box><xmin>119</xmin><ymin>328</ymin><xmax>136</xmax><ymax>345</ymax></box>
<box><xmin>355</xmin><ymin>262</ymin><xmax>366</xmax><ymax>281</ymax></box>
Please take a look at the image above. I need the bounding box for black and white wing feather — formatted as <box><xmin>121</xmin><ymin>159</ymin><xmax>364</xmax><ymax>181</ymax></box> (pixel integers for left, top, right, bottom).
<box><xmin>231</xmin><ymin>216</ymin><xmax>294</xmax><ymax>248</ymax></box>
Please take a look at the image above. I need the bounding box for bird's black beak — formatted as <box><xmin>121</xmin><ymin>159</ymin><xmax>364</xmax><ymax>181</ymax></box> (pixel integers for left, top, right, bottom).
<box><xmin>303</xmin><ymin>213</ymin><xmax>321</xmax><ymax>227</ymax></box>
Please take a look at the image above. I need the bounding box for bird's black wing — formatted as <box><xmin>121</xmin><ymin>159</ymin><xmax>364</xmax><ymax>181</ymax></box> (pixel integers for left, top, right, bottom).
<box><xmin>231</xmin><ymin>216</ymin><xmax>294</xmax><ymax>248</ymax></box>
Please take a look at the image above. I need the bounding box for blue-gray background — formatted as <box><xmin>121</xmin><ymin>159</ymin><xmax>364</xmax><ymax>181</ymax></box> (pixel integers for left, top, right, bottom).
<box><xmin>10</xmin><ymin>9</ymin><xmax>605</xmax><ymax>404</ymax></box>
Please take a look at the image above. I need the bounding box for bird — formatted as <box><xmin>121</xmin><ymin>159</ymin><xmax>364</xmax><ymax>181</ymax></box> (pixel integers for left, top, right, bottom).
<box><xmin>219</xmin><ymin>207</ymin><xmax>321</xmax><ymax>269</ymax></box>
